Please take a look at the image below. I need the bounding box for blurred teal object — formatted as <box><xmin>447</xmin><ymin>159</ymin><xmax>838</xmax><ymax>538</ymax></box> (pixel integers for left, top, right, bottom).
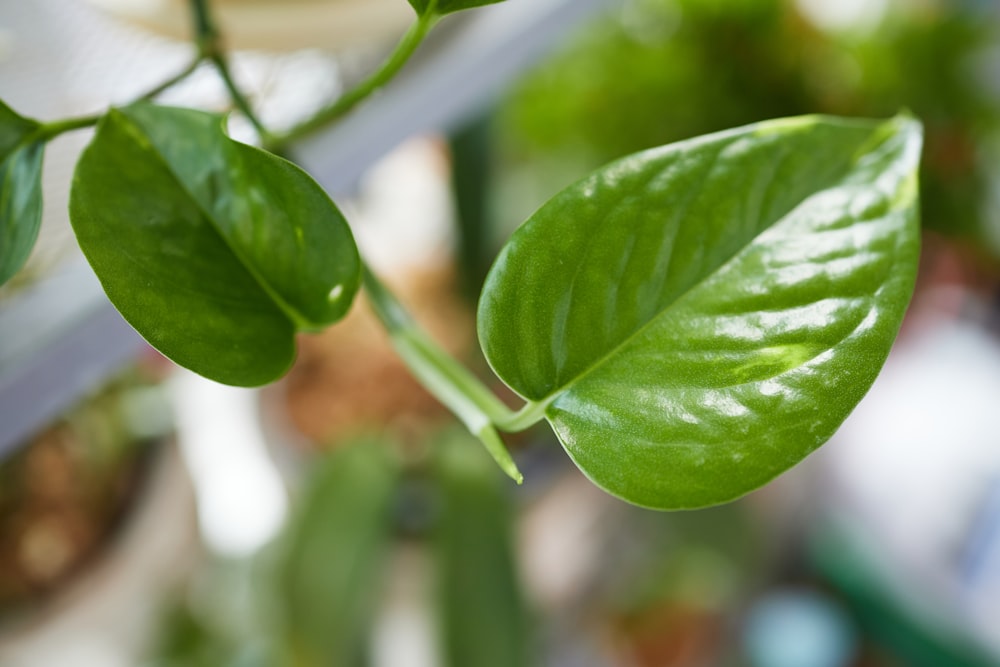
<box><xmin>811</xmin><ymin>519</ymin><xmax>1000</xmax><ymax>667</ymax></box>
<box><xmin>743</xmin><ymin>589</ymin><xmax>857</xmax><ymax>667</ymax></box>
<box><xmin>815</xmin><ymin>315</ymin><xmax>1000</xmax><ymax>664</ymax></box>
<box><xmin>961</xmin><ymin>479</ymin><xmax>1000</xmax><ymax>592</ymax></box>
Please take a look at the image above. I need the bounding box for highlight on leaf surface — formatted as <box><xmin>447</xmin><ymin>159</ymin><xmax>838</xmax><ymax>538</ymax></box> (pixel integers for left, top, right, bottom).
<box><xmin>0</xmin><ymin>100</ymin><xmax>45</xmax><ymax>286</ymax></box>
<box><xmin>478</xmin><ymin>113</ymin><xmax>922</xmax><ymax>510</ymax></box>
<box><xmin>69</xmin><ymin>102</ymin><xmax>360</xmax><ymax>386</ymax></box>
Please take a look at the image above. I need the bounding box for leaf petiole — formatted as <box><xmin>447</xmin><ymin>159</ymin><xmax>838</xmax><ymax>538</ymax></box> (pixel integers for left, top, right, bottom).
<box><xmin>33</xmin><ymin>57</ymin><xmax>204</xmax><ymax>142</ymax></box>
<box><xmin>189</xmin><ymin>0</ymin><xmax>272</xmax><ymax>143</ymax></box>
<box><xmin>493</xmin><ymin>400</ymin><xmax>551</xmax><ymax>433</ymax></box>
<box><xmin>138</xmin><ymin>57</ymin><xmax>204</xmax><ymax>101</ymax></box>
<box><xmin>37</xmin><ymin>114</ymin><xmax>102</xmax><ymax>141</ymax></box>
<box><xmin>362</xmin><ymin>265</ymin><xmax>538</xmax><ymax>483</ymax></box>
<box><xmin>268</xmin><ymin>10</ymin><xmax>440</xmax><ymax>149</ymax></box>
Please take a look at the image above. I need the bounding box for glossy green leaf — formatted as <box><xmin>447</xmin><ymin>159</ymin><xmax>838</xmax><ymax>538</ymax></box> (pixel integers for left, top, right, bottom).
<box><xmin>69</xmin><ymin>102</ymin><xmax>360</xmax><ymax>386</ymax></box>
<box><xmin>0</xmin><ymin>100</ymin><xmax>44</xmax><ymax>286</ymax></box>
<box><xmin>433</xmin><ymin>432</ymin><xmax>534</xmax><ymax>667</ymax></box>
<box><xmin>408</xmin><ymin>0</ymin><xmax>505</xmax><ymax>17</ymax></box>
<box><xmin>278</xmin><ymin>439</ymin><xmax>398</xmax><ymax>667</ymax></box>
<box><xmin>479</xmin><ymin>114</ymin><xmax>922</xmax><ymax>509</ymax></box>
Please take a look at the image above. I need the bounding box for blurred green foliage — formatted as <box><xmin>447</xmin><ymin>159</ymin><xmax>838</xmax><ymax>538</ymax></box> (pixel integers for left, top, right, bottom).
<box><xmin>148</xmin><ymin>433</ymin><xmax>532</xmax><ymax>667</ymax></box>
<box><xmin>433</xmin><ymin>432</ymin><xmax>534</xmax><ymax>667</ymax></box>
<box><xmin>497</xmin><ymin>0</ymin><xmax>1000</xmax><ymax>254</ymax></box>
<box><xmin>278</xmin><ymin>439</ymin><xmax>399</xmax><ymax>667</ymax></box>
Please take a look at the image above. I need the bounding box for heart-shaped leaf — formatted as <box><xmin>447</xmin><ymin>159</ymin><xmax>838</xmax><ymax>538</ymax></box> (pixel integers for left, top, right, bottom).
<box><xmin>0</xmin><ymin>100</ymin><xmax>44</xmax><ymax>286</ymax></box>
<box><xmin>70</xmin><ymin>103</ymin><xmax>360</xmax><ymax>386</ymax></box>
<box><xmin>407</xmin><ymin>0</ymin><xmax>505</xmax><ymax>17</ymax></box>
<box><xmin>478</xmin><ymin>114</ymin><xmax>922</xmax><ymax>509</ymax></box>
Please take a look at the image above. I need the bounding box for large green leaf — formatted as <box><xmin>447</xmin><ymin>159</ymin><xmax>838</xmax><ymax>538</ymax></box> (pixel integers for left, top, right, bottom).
<box><xmin>69</xmin><ymin>102</ymin><xmax>360</xmax><ymax>386</ymax></box>
<box><xmin>478</xmin><ymin>114</ymin><xmax>922</xmax><ymax>509</ymax></box>
<box><xmin>433</xmin><ymin>432</ymin><xmax>534</xmax><ymax>667</ymax></box>
<box><xmin>0</xmin><ymin>100</ymin><xmax>44</xmax><ymax>286</ymax></box>
<box><xmin>278</xmin><ymin>439</ymin><xmax>398</xmax><ymax>667</ymax></box>
<box><xmin>407</xmin><ymin>0</ymin><xmax>505</xmax><ymax>17</ymax></box>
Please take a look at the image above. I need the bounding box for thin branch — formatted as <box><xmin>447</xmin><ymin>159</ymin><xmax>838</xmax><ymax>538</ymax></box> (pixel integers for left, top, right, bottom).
<box><xmin>189</xmin><ymin>0</ymin><xmax>271</xmax><ymax>142</ymax></box>
<box><xmin>209</xmin><ymin>53</ymin><xmax>271</xmax><ymax>140</ymax></box>
<box><xmin>190</xmin><ymin>0</ymin><xmax>218</xmax><ymax>55</ymax></box>
<box><xmin>139</xmin><ymin>57</ymin><xmax>204</xmax><ymax>101</ymax></box>
<box><xmin>268</xmin><ymin>11</ymin><xmax>439</xmax><ymax>149</ymax></box>
<box><xmin>31</xmin><ymin>53</ymin><xmax>203</xmax><ymax>141</ymax></box>
<box><xmin>38</xmin><ymin>114</ymin><xmax>102</xmax><ymax>140</ymax></box>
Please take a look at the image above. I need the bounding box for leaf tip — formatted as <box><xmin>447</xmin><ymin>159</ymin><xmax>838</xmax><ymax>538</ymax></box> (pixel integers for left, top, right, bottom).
<box><xmin>496</xmin><ymin>449</ymin><xmax>524</xmax><ymax>486</ymax></box>
<box><xmin>475</xmin><ymin>424</ymin><xmax>524</xmax><ymax>484</ymax></box>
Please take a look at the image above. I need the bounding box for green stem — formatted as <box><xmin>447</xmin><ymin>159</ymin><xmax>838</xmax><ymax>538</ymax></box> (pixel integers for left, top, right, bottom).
<box><xmin>269</xmin><ymin>11</ymin><xmax>439</xmax><ymax>148</ymax></box>
<box><xmin>139</xmin><ymin>57</ymin><xmax>204</xmax><ymax>101</ymax></box>
<box><xmin>363</xmin><ymin>265</ymin><xmax>540</xmax><ymax>484</ymax></box>
<box><xmin>38</xmin><ymin>114</ymin><xmax>102</xmax><ymax>140</ymax></box>
<box><xmin>31</xmin><ymin>56</ymin><xmax>203</xmax><ymax>142</ymax></box>
<box><xmin>28</xmin><ymin>53</ymin><xmax>204</xmax><ymax>143</ymax></box>
<box><xmin>190</xmin><ymin>0</ymin><xmax>217</xmax><ymax>54</ymax></box>
<box><xmin>210</xmin><ymin>53</ymin><xmax>271</xmax><ymax>141</ymax></box>
<box><xmin>190</xmin><ymin>0</ymin><xmax>271</xmax><ymax>142</ymax></box>
<box><xmin>497</xmin><ymin>401</ymin><xmax>551</xmax><ymax>432</ymax></box>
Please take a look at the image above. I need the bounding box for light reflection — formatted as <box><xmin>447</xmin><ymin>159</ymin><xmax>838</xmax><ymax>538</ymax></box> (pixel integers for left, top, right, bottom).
<box><xmin>701</xmin><ymin>390</ymin><xmax>751</xmax><ymax>418</ymax></box>
<box><xmin>170</xmin><ymin>371</ymin><xmax>288</xmax><ymax>558</ymax></box>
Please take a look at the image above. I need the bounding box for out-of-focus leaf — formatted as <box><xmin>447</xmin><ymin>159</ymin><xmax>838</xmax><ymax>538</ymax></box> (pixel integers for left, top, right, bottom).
<box><xmin>69</xmin><ymin>103</ymin><xmax>360</xmax><ymax>386</ymax></box>
<box><xmin>433</xmin><ymin>431</ymin><xmax>533</xmax><ymax>667</ymax></box>
<box><xmin>279</xmin><ymin>439</ymin><xmax>398</xmax><ymax>667</ymax></box>
<box><xmin>408</xmin><ymin>0</ymin><xmax>505</xmax><ymax>17</ymax></box>
<box><xmin>479</xmin><ymin>114</ymin><xmax>922</xmax><ymax>509</ymax></box>
<box><xmin>0</xmin><ymin>100</ymin><xmax>44</xmax><ymax>286</ymax></box>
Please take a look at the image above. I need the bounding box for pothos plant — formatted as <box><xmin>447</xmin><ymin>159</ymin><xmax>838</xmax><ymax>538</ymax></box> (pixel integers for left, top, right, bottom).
<box><xmin>0</xmin><ymin>0</ymin><xmax>922</xmax><ymax>510</ymax></box>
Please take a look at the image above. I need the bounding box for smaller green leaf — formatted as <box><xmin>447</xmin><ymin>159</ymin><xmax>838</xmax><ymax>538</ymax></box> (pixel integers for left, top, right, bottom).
<box><xmin>433</xmin><ymin>431</ymin><xmax>534</xmax><ymax>667</ymax></box>
<box><xmin>70</xmin><ymin>103</ymin><xmax>361</xmax><ymax>386</ymax></box>
<box><xmin>0</xmin><ymin>100</ymin><xmax>44</xmax><ymax>286</ymax></box>
<box><xmin>408</xmin><ymin>0</ymin><xmax>505</xmax><ymax>18</ymax></box>
<box><xmin>278</xmin><ymin>439</ymin><xmax>398</xmax><ymax>667</ymax></box>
